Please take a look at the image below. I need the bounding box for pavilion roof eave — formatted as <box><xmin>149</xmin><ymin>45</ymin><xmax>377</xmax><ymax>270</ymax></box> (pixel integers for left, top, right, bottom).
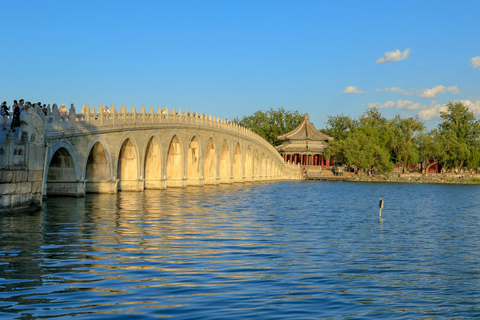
<box><xmin>278</xmin><ymin>114</ymin><xmax>334</xmax><ymax>142</ymax></box>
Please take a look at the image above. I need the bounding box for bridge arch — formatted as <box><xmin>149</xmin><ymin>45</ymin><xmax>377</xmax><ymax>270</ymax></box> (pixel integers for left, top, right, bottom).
<box><xmin>166</xmin><ymin>134</ymin><xmax>183</xmax><ymax>187</ymax></box>
<box><xmin>187</xmin><ymin>135</ymin><xmax>202</xmax><ymax>186</ymax></box>
<box><xmin>204</xmin><ymin>137</ymin><xmax>217</xmax><ymax>184</ymax></box>
<box><xmin>254</xmin><ymin>150</ymin><xmax>260</xmax><ymax>180</ymax></box>
<box><xmin>261</xmin><ymin>154</ymin><xmax>267</xmax><ymax>180</ymax></box>
<box><xmin>266</xmin><ymin>157</ymin><xmax>271</xmax><ymax>179</ymax></box>
<box><xmin>45</xmin><ymin>139</ymin><xmax>82</xmax><ymax>196</ymax></box>
<box><xmin>245</xmin><ymin>146</ymin><xmax>253</xmax><ymax>181</ymax></box>
<box><xmin>84</xmin><ymin>135</ymin><xmax>113</xmax><ymax>193</ymax></box>
<box><xmin>144</xmin><ymin>133</ymin><xmax>163</xmax><ymax>189</ymax></box>
<box><xmin>219</xmin><ymin>139</ymin><xmax>231</xmax><ymax>183</ymax></box>
<box><xmin>116</xmin><ymin>133</ymin><xmax>141</xmax><ymax>191</ymax></box>
<box><xmin>232</xmin><ymin>142</ymin><xmax>242</xmax><ymax>182</ymax></box>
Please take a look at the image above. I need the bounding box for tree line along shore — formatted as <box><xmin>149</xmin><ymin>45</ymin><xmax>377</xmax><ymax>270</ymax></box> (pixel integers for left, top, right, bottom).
<box><xmin>234</xmin><ymin>101</ymin><xmax>480</xmax><ymax>180</ymax></box>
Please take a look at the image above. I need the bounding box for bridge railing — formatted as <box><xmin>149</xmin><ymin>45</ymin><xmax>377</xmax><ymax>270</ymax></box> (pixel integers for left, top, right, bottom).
<box><xmin>44</xmin><ymin>103</ymin><xmax>288</xmax><ymax>162</ymax></box>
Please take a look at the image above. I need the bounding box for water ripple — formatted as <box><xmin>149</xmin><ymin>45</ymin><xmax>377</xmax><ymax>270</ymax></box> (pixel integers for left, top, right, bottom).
<box><xmin>1</xmin><ymin>182</ymin><xmax>480</xmax><ymax>319</ymax></box>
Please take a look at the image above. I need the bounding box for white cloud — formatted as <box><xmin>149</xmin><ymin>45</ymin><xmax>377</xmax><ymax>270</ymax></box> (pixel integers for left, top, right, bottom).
<box><xmin>375</xmin><ymin>48</ymin><xmax>411</xmax><ymax>64</ymax></box>
<box><xmin>417</xmin><ymin>104</ymin><xmax>445</xmax><ymax>121</ymax></box>
<box><xmin>418</xmin><ymin>85</ymin><xmax>461</xmax><ymax>98</ymax></box>
<box><xmin>369</xmin><ymin>99</ymin><xmax>480</xmax><ymax>121</ymax></box>
<box><xmin>368</xmin><ymin>100</ymin><xmax>422</xmax><ymax>110</ymax></box>
<box><xmin>471</xmin><ymin>56</ymin><xmax>480</xmax><ymax>69</ymax></box>
<box><xmin>459</xmin><ymin>99</ymin><xmax>480</xmax><ymax>114</ymax></box>
<box><xmin>343</xmin><ymin>85</ymin><xmax>365</xmax><ymax>94</ymax></box>
<box><xmin>376</xmin><ymin>87</ymin><xmax>414</xmax><ymax>95</ymax></box>
<box><xmin>385</xmin><ymin>87</ymin><xmax>404</xmax><ymax>93</ymax></box>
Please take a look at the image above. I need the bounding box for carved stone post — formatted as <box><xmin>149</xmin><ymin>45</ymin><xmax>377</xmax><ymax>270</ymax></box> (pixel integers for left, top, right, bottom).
<box><xmin>98</xmin><ymin>103</ymin><xmax>104</xmax><ymax>126</ymax></box>
<box><xmin>132</xmin><ymin>105</ymin><xmax>137</xmax><ymax>124</ymax></box>
<box><xmin>111</xmin><ymin>104</ymin><xmax>116</xmax><ymax>125</ymax></box>
<box><xmin>69</xmin><ymin>104</ymin><xmax>76</xmax><ymax>129</ymax></box>
<box><xmin>85</xmin><ymin>104</ymin><xmax>90</xmax><ymax>125</ymax></box>
<box><xmin>52</xmin><ymin>104</ymin><xmax>59</xmax><ymax>130</ymax></box>
<box><xmin>140</xmin><ymin>105</ymin><xmax>146</xmax><ymax>124</ymax></box>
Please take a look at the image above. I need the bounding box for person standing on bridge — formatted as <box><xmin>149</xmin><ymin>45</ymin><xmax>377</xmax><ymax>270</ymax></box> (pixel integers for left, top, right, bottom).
<box><xmin>59</xmin><ymin>104</ymin><xmax>67</xmax><ymax>115</ymax></box>
<box><xmin>10</xmin><ymin>100</ymin><xmax>20</xmax><ymax>132</ymax></box>
<box><xmin>1</xmin><ymin>101</ymin><xmax>9</xmax><ymax>130</ymax></box>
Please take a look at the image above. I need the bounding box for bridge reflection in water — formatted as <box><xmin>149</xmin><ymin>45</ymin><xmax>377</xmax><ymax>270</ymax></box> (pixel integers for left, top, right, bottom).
<box><xmin>2</xmin><ymin>182</ymin><xmax>480</xmax><ymax>318</ymax></box>
<box><xmin>43</xmin><ymin>104</ymin><xmax>301</xmax><ymax>197</ymax></box>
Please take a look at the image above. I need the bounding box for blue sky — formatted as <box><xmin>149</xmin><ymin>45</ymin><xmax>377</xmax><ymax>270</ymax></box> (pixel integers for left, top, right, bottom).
<box><xmin>1</xmin><ymin>0</ymin><xmax>479</xmax><ymax>129</ymax></box>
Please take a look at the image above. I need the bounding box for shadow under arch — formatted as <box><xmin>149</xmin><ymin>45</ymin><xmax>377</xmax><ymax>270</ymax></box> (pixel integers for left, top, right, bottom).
<box><xmin>219</xmin><ymin>140</ymin><xmax>231</xmax><ymax>183</ymax></box>
<box><xmin>204</xmin><ymin>137</ymin><xmax>217</xmax><ymax>185</ymax></box>
<box><xmin>144</xmin><ymin>134</ymin><xmax>163</xmax><ymax>189</ymax></box>
<box><xmin>187</xmin><ymin>136</ymin><xmax>202</xmax><ymax>186</ymax></box>
<box><xmin>84</xmin><ymin>136</ymin><xmax>113</xmax><ymax>194</ymax></box>
<box><xmin>116</xmin><ymin>134</ymin><xmax>141</xmax><ymax>191</ymax></box>
<box><xmin>166</xmin><ymin>135</ymin><xmax>183</xmax><ymax>187</ymax></box>
<box><xmin>232</xmin><ymin>142</ymin><xmax>242</xmax><ymax>182</ymax></box>
<box><xmin>45</xmin><ymin>139</ymin><xmax>80</xmax><ymax>196</ymax></box>
<box><xmin>245</xmin><ymin>146</ymin><xmax>253</xmax><ymax>181</ymax></box>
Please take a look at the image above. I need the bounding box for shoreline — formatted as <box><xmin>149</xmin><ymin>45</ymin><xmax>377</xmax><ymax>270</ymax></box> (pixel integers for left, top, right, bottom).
<box><xmin>306</xmin><ymin>173</ymin><xmax>480</xmax><ymax>185</ymax></box>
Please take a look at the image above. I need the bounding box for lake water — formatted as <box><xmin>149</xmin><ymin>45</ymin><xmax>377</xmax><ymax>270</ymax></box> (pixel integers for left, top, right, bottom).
<box><xmin>1</xmin><ymin>181</ymin><xmax>480</xmax><ymax>319</ymax></box>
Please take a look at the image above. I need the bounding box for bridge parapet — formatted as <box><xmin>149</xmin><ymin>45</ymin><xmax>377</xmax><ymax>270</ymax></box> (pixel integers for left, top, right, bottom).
<box><xmin>45</xmin><ymin>103</ymin><xmax>283</xmax><ymax>162</ymax></box>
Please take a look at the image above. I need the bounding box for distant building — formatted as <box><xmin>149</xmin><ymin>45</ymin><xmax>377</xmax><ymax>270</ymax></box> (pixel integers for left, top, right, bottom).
<box><xmin>276</xmin><ymin>114</ymin><xmax>334</xmax><ymax>168</ymax></box>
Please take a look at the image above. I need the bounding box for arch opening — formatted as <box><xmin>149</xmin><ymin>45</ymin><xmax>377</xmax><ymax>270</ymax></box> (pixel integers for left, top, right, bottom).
<box><xmin>204</xmin><ymin>138</ymin><xmax>216</xmax><ymax>181</ymax></box>
<box><xmin>187</xmin><ymin>137</ymin><xmax>200</xmax><ymax>182</ymax></box>
<box><xmin>232</xmin><ymin>143</ymin><xmax>242</xmax><ymax>181</ymax></box>
<box><xmin>145</xmin><ymin>137</ymin><xmax>162</xmax><ymax>189</ymax></box>
<box><xmin>167</xmin><ymin>135</ymin><xmax>182</xmax><ymax>180</ymax></box>
<box><xmin>219</xmin><ymin>141</ymin><xmax>231</xmax><ymax>181</ymax></box>
<box><xmin>117</xmin><ymin>139</ymin><xmax>138</xmax><ymax>190</ymax></box>
<box><xmin>86</xmin><ymin>142</ymin><xmax>110</xmax><ymax>182</ymax></box>
<box><xmin>117</xmin><ymin>139</ymin><xmax>138</xmax><ymax>180</ymax></box>
<box><xmin>254</xmin><ymin>151</ymin><xmax>260</xmax><ymax>178</ymax></box>
<box><xmin>46</xmin><ymin>147</ymin><xmax>77</xmax><ymax>196</ymax></box>
<box><xmin>245</xmin><ymin>147</ymin><xmax>252</xmax><ymax>179</ymax></box>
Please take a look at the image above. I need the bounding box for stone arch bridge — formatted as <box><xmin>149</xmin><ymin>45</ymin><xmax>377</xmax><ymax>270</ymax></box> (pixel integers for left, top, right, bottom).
<box><xmin>44</xmin><ymin>104</ymin><xmax>301</xmax><ymax>196</ymax></box>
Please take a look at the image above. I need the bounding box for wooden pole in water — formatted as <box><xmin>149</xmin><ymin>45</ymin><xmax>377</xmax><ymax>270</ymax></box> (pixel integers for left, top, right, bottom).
<box><xmin>379</xmin><ymin>198</ymin><xmax>384</xmax><ymax>220</ymax></box>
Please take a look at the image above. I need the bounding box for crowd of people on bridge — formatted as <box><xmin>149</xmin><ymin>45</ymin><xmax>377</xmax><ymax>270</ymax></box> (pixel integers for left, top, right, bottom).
<box><xmin>0</xmin><ymin>99</ymin><xmax>64</xmax><ymax>132</ymax></box>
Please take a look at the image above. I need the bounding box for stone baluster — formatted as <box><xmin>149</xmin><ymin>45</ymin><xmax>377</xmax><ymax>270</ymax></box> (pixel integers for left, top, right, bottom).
<box><xmin>98</xmin><ymin>103</ymin><xmax>104</xmax><ymax>126</ymax></box>
<box><xmin>140</xmin><ymin>105</ymin><xmax>146</xmax><ymax>123</ymax></box>
<box><xmin>172</xmin><ymin>107</ymin><xmax>176</xmax><ymax>124</ymax></box>
<box><xmin>163</xmin><ymin>107</ymin><xmax>169</xmax><ymax>122</ymax></box>
<box><xmin>111</xmin><ymin>104</ymin><xmax>116</xmax><ymax>125</ymax></box>
<box><xmin>150</xmin><ymin>106</ymin><xmax>155</xmax><ymax>123</ymax></box>
<box><xmin>91</xmin><ymin>105</ymin><xmax>97</xmax><ymax>126</ymax></box>
<box><xmin>69</xmin><ymin>104</ymin><xmax>76</xmax><ymax>129</ymax></box>
<box><xmin>47</xmin><ymin>104</ymin><xmax>52</xmax><ymax>116</ymax></box>
<box><xmin>85</xmin><ymin>104</ymin><xmax>90</xmax><ymax>125</ymax></box>
<box><xmin>81</xmin><ymin>105</ymin><xmax>85</xmax><ymax>113</ymax></box>
<box><xmin>157</xmin><ymin>106</ymin><xmax>162</xmax><ymax>123</ymax></box>
<box><xmin>5</xmin><ymin>130</ymin><xmax>13</xmax><ymax>166</ymax></box>
<box><xmin>52</xmin><ymin>104</ymin><xmax>60</xmax><ymax>130</ymax></box>
<box><xmin>20</xmin><ymin>131</ymin><xmax>28</xmax><ymax>166</ymax></box>
<box><xmin>178</xmin><ymin>108</ymin><xmax>182</xmax><ymax>124</ymax></box>
<box><xmin>122</xmin><ymin>104</ymin><xmax>127</xmax><ymax>125</ymax></box>
<box><xmin>132</xmin><ymin>105</ymin><xmax>137</xmax><ymax>124</ymax></box>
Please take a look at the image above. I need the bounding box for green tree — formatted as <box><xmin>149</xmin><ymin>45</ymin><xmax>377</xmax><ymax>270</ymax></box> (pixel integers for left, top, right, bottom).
<box><xmin>466</xmin><ymin>146</ymin><xmax>480</xmax><ymax>171</ymax></box>
<box><xmin>388</xmin><ymin>115</ymin><xmax>424</xmax><ymax>173</ymax></box>
<box><xmin>233</xmin><ymin>107</ymin><xmax>303</xmax><ymax>146</ymax></box>
<box><xmin>325</xmin><ymin>107</ymin><xmax>394</xmax><ymax>173</ymax></box>
<box><xmin>439</xmin><ymin>101</ymin><xmax>480</xmax><ymax>145</ymax></box>
<box><xmin>419</xmin><ymin>129</ymin><xmax>458</xmax><ymax>173</ymax></box>
<box><xmin>321</xmin><ymin>114</ymin><xmax>358</xmax><ymax>140</ymax></box>
<box><xmin>438</xmin><ymin>101</ymin><xmax>480</xmax><ymax>170</ymax></box>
